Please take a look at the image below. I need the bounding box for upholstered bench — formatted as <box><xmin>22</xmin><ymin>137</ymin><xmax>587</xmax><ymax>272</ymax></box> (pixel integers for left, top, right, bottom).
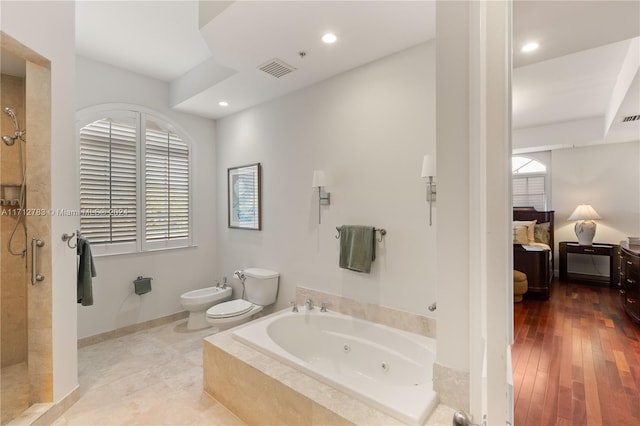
<box><xmin>513</xmin><ymin>270</ymin><xmax>528</xmax><ymax>302</ymax></box>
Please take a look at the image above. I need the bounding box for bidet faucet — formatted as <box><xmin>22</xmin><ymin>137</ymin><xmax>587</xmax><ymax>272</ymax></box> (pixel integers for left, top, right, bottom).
<box><xmin>305</xmin><ymin>298</ymin><xmax>314</xmax><ymax>310</ymax></box>
<box><xmin>290</xmin><ymin>301</ymin><xmax>299</xmax><ymax>313</ymax></box>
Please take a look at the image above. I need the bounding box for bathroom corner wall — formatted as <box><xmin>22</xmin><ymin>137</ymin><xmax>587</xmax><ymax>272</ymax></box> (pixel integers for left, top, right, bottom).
<box><xmin>2</xmin><ymin>0</ymin><xmax>78</xmax><ymax>405</ymax></box>
<box><xmin>25</xmin><ymin>60</ymin><xmax>53</xmax><ymax>403</ymax></box>
<box><xmin>75</xmin><ymin>57</ymin><xmax>218</xmax><ymax>339</ymax></box>
<box><xmin>1</xmin><ymin>73</ymin><xmax>27</xmax><ymax>368</ymax></box>
<box><xmin>215</xmin><ymin>41</ymin><xmax>436</xmax><ymax>319</ymax></box>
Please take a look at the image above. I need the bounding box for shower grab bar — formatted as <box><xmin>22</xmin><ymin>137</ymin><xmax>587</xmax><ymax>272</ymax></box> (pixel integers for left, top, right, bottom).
<box><xmin>31</xmin><ymin>238</ymin><xmax>45</xmax><ymax>285</ymax></box>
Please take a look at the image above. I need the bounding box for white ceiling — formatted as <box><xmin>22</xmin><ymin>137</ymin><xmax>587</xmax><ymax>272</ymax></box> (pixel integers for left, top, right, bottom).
<box><xmin>73</xmin><ymin>1</ymin><xmax>640</xmax><ymax>147</ymax></box>
<box><xmin>512</xmin><ymin>39</ymin><xmax>632</xmax><ymax>129</ymax></box>
<box><xmin>512</xmin><ymin>0</ymin><xmax>640</xmax><ymax>147</ymax></box>
<box><xmin>76</xmin><ymin>0</ymin><xmax>435</xmax><ymax>119</ymax></box>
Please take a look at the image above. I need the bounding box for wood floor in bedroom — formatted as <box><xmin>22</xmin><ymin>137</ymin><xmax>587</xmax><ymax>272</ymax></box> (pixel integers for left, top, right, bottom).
<box><xmin>513</xmin><ymin>278</ymin><xmax>640</xmax><ymax>426</ymax></box>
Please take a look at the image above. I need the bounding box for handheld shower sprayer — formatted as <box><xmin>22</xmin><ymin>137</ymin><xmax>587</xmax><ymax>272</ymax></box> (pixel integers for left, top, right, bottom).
<box><xmin>4</xmin><ymin>106</ymin><xmax>19</xmax><ymax>129</ymax></box>
<box><xmin>2</xmin><ymin>106</ymin><xmax>26</xmax><ymax>146</ymax></box>
<box><xmin>2</xmin><ymin>106</ymin><xmax>28</xmax><ymax>257</ymax></box>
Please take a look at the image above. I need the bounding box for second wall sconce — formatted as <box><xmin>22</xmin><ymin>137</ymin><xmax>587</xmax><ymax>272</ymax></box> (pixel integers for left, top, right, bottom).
<box><xmin>312</xmin><ymin>170</ymin><xmax>330</xmax><ymax>224</ymax></box>
<box><xmin>421</xmin><ymin>155</ymin><xmax>436</xmax><ymax>226</ymax></box>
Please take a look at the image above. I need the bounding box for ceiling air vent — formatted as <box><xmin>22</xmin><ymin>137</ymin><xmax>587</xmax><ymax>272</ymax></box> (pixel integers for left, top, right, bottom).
<box><xmin>622</xmin><ymin>115</ymin><xmax>640</xmax><ymax>123</ymax></box>
<box><xmin>258</xmin><ymin>58</ymin><xmax>296</xmax><ymax>79</ymax></box>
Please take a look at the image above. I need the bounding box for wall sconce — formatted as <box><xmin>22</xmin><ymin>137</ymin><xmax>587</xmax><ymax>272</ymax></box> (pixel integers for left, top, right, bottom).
<box><xmin>312</xmin><ymin>170</ymin><xmax>330</xmax><ymax>224</ymax></box>
<box><xmin>421</xmin><ymin>155</ymin><xmax>436</xmax><ymax>226</ymax></box>
<box><xmin>568</xmin><ymin>204</ymin><xmax>601</xmax><ymax>246</ymax></box>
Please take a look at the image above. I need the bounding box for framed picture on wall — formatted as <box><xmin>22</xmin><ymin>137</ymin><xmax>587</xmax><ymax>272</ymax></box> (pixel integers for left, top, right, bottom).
<box><xmin>228</xmin><ymin>163</ymin><xmax>261</xmax><ymax>230</ymax></box>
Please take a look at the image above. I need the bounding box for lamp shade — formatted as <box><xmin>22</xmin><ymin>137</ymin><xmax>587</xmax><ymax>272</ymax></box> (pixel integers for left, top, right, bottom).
<box><xmin>568</xmin><ymin>204</ymin><xmax>601</xmax><ymax>221</ymax></box>
<box><xmin>312</xmin><ymin>170</ymin><xmax>327</xmax><ymax>188</ymax></box>
<box><xmin>421</xmin><ymin>155</ymin><xmax>435</xmax><ymax>178</ymax></box>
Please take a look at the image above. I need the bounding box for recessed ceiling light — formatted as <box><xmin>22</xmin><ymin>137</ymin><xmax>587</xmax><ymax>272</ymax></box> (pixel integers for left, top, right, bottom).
<box><xmin>521</xmin><ymin>42</ymin><xmax>539</xmax><ymax>53</ymax></box>
<box><xmin>218</xmin><ymin>101</ymin><xmax>229</xmax><ymax>107</ymax></box>
<box><xmin>322</xmin><ymin>33</ymin><xmax>337</xmax><ymax>44</ymax></box>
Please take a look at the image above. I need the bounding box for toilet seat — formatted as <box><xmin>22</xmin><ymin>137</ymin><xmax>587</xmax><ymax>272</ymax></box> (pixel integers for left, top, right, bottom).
<box><xmin>207</xmin><ymin>299</ymin><xmax>254</xmax><ymax>318</ymax></box>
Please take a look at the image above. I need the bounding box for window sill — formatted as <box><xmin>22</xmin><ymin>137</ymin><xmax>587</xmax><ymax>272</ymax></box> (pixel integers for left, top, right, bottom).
<box><xmin>92</xmin><ymin>243</ymin><xmax>198</xmax><ymax>258</ymax></box>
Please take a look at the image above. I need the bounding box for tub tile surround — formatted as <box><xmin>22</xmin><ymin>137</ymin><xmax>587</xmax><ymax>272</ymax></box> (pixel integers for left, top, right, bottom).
<box><xmin>204</xmin><ymin>320</ymin><xmax>455</xmax><ymax>425</ymax></box>
<box><xmin>433</xmin><ymin>363</ymin><xmax>470</xmax><ymax>414</ymax></box>
<box><xmin>204</xmin><ymin>330</ymin><xmax>401</xmax><ymax>425</ymax></box>
<box><xmin>204</xmin><ymin>305</ymin><xmax>453</xmax><ymax>425</ymax></box>
<box><xmin>295</xmin><ymin>286</ymin><xmax>436</xmax><ymax>338</ymax></box>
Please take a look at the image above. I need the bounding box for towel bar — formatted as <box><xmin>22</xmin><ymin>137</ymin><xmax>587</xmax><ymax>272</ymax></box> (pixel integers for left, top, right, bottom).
<box><xmin>335</xmin><ymin>226</ymin><xmax>386</xmax><ymax>242</ymax></box>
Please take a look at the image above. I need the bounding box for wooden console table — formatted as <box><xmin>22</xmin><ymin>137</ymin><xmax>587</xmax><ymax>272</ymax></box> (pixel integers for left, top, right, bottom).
<box><xmin>559</xmin><ymin>241</ymin><xmax>620</xmax><ymax>287</ymax></box>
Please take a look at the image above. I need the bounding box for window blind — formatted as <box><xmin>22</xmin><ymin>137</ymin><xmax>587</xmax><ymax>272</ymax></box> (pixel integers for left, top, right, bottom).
<box><xmin>79</xmin><ymin>119</ymin><xmax>137</xmax><ymax>244</ymax></box>
<box><xmin>513</xmin><ymin>175</ymin><xmax>545</xmax><ymax>211</ymax></box>
<box><xmin>144</xmin><ymin>127</ymin><xmax>190</xmax><ymax>242</ymax></box>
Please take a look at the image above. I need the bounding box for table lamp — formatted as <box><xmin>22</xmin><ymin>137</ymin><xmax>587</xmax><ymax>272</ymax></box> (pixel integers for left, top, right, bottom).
<box><xmin>568</xmin><ymin>204</ymin><xmax>601</xmax><ymax>246</ymax></box>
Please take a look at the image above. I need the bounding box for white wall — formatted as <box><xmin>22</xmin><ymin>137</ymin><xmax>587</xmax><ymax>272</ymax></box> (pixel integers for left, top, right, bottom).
<box><xmin>552</xmin><ymin>140</ymin><xmax>640</xmax><ymax>274</ymax></box>
<box><xmin>75</xmin><ymin>56</ymin><xmax>217</xmax><ymax>338</ymax></box>
<box><xmin>215</xmin><ymin>42</ymin><xmax>436</xmax><ymax>315</ymax></box>
<box><xmin>1</xmin><ymin>0</ymin><xmax>77</xmax><ymax>403</ymax></box>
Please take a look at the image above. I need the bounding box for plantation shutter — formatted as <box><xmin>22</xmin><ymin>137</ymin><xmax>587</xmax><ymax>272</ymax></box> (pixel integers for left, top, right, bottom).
<box><xmin>513</xmin><ymin>175</ymin><xmax>545</xmax><ymax>210</ymax></box>
<box><xmin>144</xmin><ymin>125</ymin><xmax>190</xmax><ymax>243</ymax></box>
<box><xmin>79</xmin><ymin>118</ymin><xmax>137</xmax><ymax>244</ymax></box>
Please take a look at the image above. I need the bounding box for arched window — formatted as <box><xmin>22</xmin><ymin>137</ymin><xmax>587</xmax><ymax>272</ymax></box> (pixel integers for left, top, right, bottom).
<box><xmin>77</xmin><ymin>106</ymin><xmax>193</xmax><ymax>255</ymax></box>
<box><xmin>512</xmin><ymin>156</ymin><xmax>547</xmax><ymax>210</ymax></box>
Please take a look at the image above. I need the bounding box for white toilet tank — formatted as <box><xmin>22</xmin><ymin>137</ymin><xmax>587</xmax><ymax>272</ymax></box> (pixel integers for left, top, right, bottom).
<box><xmin>243</xmin><ymin>268</ymin><xmax>279</xmax><ymax>306</ymax></box>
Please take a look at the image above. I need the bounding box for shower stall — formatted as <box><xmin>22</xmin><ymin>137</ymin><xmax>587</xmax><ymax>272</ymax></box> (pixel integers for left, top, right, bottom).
<box><xmin>1</xmin><ymin>33</ymin><xmax>53</xmax><ymax>425</ymax></box>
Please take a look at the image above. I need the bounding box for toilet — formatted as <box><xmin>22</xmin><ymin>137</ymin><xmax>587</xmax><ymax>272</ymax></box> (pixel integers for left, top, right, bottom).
<box><xmin>180</xmin><ymin>286</ymin><xmax>232</xmax><ymax>330</ymax></box>
<box><xmin>206</xmin><ymin>268</ymin><xmax>279</xmax><ymax>329</ymax></box>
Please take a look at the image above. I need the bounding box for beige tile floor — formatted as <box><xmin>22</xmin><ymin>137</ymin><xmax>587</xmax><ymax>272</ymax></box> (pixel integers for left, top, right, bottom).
<box><xmin>53</xmin><ymin>320</ymin><xmax>245</xmax><ymax>426</ymax></box>
<box><xmin>48</xmin><ymin>318</ymin><xmax>455</xmax><ymax>426</ymax></box>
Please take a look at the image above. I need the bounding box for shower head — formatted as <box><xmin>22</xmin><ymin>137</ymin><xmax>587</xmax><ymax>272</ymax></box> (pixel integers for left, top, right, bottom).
<box><xmin>2</xmin><ymin>107</ymin><xmax>26</xmax><ymax>144</ymax></box>
<box><xmin>4</xmin><ymin>106</ymin><xmax>16</xmax><ymax>118</ymax></box>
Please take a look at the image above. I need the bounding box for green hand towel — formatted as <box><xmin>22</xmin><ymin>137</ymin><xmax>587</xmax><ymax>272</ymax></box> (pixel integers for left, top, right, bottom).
<box><xmin>339</xmin><ymin>225</ymin><xmax>376</xmax><ymax>273</ymax></box>
<box><xmin>77</xmin><ymin>236</ymin><xmax>97</xmax><ymax>306</ymax></box>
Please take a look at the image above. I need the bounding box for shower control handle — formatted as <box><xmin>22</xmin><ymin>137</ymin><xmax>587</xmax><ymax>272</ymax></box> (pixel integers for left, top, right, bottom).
<box><xmin>31</xmin><ymin>238</ymin><xmax>45</xmax><ymax>285</ymax></box>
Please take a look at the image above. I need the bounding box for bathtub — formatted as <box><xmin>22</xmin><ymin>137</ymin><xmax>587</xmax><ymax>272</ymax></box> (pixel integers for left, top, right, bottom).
<box><xmin>232</xmin><ymin>308</ymin><xmax>438</xmax><ymax>425</ymax></box>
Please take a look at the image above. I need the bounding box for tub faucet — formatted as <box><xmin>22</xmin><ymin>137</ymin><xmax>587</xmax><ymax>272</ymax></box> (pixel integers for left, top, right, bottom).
<box><xmin>305</xmin><ymin>298</ymin><xmax>314</xmax><ymax>310</ymax></box>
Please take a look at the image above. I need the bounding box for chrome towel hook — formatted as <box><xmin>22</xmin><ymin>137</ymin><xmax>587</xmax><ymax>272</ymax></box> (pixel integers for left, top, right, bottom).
<box><xmin>61</xmin><ymin>232</ymin><xmax>77</xmax><ymax>249</ymax></box>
